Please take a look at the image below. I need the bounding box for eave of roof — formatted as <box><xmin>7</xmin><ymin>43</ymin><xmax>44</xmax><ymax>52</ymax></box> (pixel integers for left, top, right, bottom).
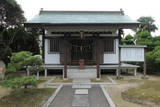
<box><xmin>24</xmin><ymin>23</ymin><xmax>140</xmax><ymax>29</ymax></box>
<box><xmin>119</xmin><ymin>45</ymin><xmax>147</xmax><ymax>48</ymax></box>
<box><xmin>25</xmin><ymin>10</ymin><xmax>140</xmax><ymax>28</ymax></box>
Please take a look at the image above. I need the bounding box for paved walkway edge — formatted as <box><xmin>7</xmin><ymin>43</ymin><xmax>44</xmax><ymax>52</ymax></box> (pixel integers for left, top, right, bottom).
<box><xmin>42</xmin><ymin>84</ymin><xmax>63</xmax><ymax>107</ymax></box>
<box><xmin>107</xmin><ymin>77</ymin><xmax>117</xmax><ymax>84</ymax></box>
<box><xmin>100</xmin><ymin>85</ymin><xmax>116</xmax><ymax>107</ymax></box>
<box><xmin>46</xmin><ymin>82</ymin><xmax>118</xmax><ymax>86</ymax></box>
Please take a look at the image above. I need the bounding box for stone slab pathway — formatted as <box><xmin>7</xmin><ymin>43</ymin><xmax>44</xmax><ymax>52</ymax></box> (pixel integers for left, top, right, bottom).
<box><xmin>75</xmin><ymin>89</ymin><xmax>88</xmax><ymax>95</ymax></box>
<box><xmin>72</xmin><ymin>84</ymin><xmax>91</xmax><ymax>89</ymax></box>
<box><xmin>72</xmin><ymin>78</ymin><xmax>90</xmax><ymax>107</ymax></box>
<box><xmin>72</xmin><ymin>95</ymin><xmax>89</xmax><ymax>107</ymax></box>
<box><xmin>72</xmin><ymin>78</ymin><xmax>91</xmax><ymax>88</ymax></box>
<box><xmin>49</xmin><ymin>85</ymin><xmax>110</xmax><ymax>107</ymax></box>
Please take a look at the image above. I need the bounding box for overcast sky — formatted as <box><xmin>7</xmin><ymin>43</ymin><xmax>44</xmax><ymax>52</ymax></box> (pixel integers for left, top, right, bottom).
<box><xmin>16</xmin><ymin>0</ymin><xmax>160</xmax><ymax>35</ymax></box>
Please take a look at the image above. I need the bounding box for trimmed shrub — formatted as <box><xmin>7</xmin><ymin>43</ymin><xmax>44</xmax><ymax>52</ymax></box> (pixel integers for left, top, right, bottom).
<box><xmin>3</xmin><ymin>76</ymin><xmax>37</xmax><ymax>89</ymax></box>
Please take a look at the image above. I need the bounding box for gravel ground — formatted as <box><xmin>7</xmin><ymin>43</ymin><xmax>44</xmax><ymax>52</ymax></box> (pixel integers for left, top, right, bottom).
<box><xmin>49</xmin><ymin>85</ymin><xmax>110</xmax><ymax>107</ymax></box>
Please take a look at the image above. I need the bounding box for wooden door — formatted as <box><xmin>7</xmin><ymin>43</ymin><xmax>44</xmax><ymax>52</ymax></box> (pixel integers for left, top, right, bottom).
<box><xmin>93</xmin><ymin>38</ymin><xmax>104</xmax><ymax>65</ymax></box>
<box><xmin>60</xmin><ymin>39</ymin><xmax>71</xmax><ymax>65</ymax></box>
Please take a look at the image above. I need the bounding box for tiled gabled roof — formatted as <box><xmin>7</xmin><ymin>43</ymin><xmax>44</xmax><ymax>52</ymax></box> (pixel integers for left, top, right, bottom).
<box><xmin>27</xmin><ymin>10</ymin><xmax>139</xmax><ymax>24</ymax></box>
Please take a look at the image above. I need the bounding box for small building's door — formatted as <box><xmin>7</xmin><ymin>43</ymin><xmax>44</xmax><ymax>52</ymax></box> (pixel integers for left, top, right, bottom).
<box><xmin>70</xmin><ymin>38</ymin><xmax>94</xmax><ymax>65</ymax></box>
<box><xmin>59</xmin><ymin>39</ymin><xmax>71</xmax><ymax>65</ymax></box>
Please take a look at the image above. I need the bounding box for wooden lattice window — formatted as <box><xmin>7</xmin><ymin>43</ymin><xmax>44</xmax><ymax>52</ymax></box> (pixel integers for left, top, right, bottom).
<box><xmin>49</xmin><ymin>39</ymin><xmax>60</xmax><ymax>53</ymax></box>
<box><xmin>104</xmin><ymin>38</ymin><xmax>115</xmax><ymax>53</ymax></box>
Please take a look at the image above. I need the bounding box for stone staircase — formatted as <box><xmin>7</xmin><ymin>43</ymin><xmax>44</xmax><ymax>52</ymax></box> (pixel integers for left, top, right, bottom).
<box><xmin>72</xmin><ymin>78</ymin><xmax>91</xmax><ymax>88</ymax></box>
<box><xmin>67</xmin><ymin>67</ymin><xmax>97</xmax><ymax>79</ymax></box>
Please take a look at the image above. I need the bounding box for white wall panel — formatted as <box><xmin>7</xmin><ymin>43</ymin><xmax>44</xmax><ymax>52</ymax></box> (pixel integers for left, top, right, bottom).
<box><xmin>44</xmin><ymin>39</ymin><xmax>60</xmax><ymax>64</ymax></box>
<box><xmin>104</xmin><ymin>39</ymin><xmax>119</xmax><ymax>64</ymax></box>
<box><xmin>121</xmin><ymin>48</ymin><xmax>144</xmax><ymax>62</ymax></box>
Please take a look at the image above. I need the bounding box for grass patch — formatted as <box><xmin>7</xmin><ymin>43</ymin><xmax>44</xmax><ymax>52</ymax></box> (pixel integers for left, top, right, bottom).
<box><xmin>122</xmin><ymin>81</ymin><xmax>160</xmax><ymax>106</ymax></box>
<box><xmin>0</xmin><ymin>88</ymin><xmax>55</xmax><ymax>107</ymax></box>
<box><xmin>106</xmin><ymin>84</ymin><xmax>141</xmax><ymax>107</ymax></box>
<box><xmin>37</xmin><ymin>79</ymin><xmax>47</xmax><ymax>84</ymax></box>
<box><xmin>0</xmin><ymin>86</ymin><xmax>12</xmax><ymax>99</ymax></box>
<box><xmin>52</xmin><ymin>79</ymin><xmax>73</xmax><ymax>83</ymax></box>
<box><xmin>0</xmin><ymin>81</ymin><xmax>4</xmax><ymax>86</ymax></box>
<box><xmin>127</xmin><ymin>79</ymin><xmax>144</xmax><ymax>83</ymax></box>
<box><xmin>114</xmin><ymin>78</ymin><xmax>145</xmax><ymax>84</ymax></box>
<box><xmin>52</xmin><ymin>75</ymin><xmax>73</xmax><ymax>83</ymax></box>
<box><xmin>91</xmin><ymin>75</ymin><xmax>110</xmax><ymax>82</ymax></box>
<box><xmin>91</xmin><ymin>79</ymin><xmax>104</xmax><ymax>82</ymax></box>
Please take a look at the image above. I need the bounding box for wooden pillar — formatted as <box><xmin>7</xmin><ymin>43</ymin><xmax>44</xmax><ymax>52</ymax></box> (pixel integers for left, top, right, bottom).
<box><xmin>64</xmin><ymin>40</ymin><xmax>67</xmax><ymax>79</ymax></box>
<box><xmin>116</xmin><ymin>69</ymin><xmax>119</xmax><ymax>77</ymax></box>
<box><xmin>37</xmin><ymin>71</ymin><xmax>39</xmax><ymax>80</ymax></box>
<box><xmin>96</xmin><ymin>38</ymin><xmax>100</xmax><ymax>79</ymax></box>
<box><xmin>42</xmin><ymin>29</ymin><xmax>45</xmax><ymax>63</ymax></box>
<box><xmin>64</xmin><ymin>63</ymin><xmax>67</xmax><ymax>78</ymax></box>
<box><xmin>45</xmin><ymin>69</ymin><xmax>47</xmax><ymax>78</ymax></box>
<box><xmin>134</xmin><ymin>69</ymin><xmax>137</xmax><ymax>77</ymax></box>
<box><xmin>117</xmin><ymin>29</ymin><xmax>122</xmax><ymax>79</ymax></box>
<box><xmin>143</xmin><ymin>48</ymin><xmax>146</xmax><ymax>77</ymax></box>
<box><xmin>96</xmin><ymin>53</ymin><xmax>100</xmax><ymax>78</ymax></box>
<box><xmin>27</xmin><ymin>67</ymin><xmax>30</xmax><ymax>76</ymax></box>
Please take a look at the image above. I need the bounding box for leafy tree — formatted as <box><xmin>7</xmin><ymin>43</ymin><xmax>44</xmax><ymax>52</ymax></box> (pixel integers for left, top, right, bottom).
<box><xmin>0</xmin><ymin>0</ymin><xmax>25</xmax><ymax>26</ymax></box>
<box><xmin>6</xmin><ymin>51</ymin><xmax>43</xmax><ymax>75</ymax></box>
<box><xmin>134</xmin><ymin>17</ymin><xmax>160</xmax><ymax>74</ymax></box>
<box><xmin>0</xmin><ymin>0</ymin><xmax>40</xmax><ymax>65</ymax></box>
<box><xmin>25</xmin><ymin>55</ymin><xmax>43</xmax><ymax>78</ymax></box>
<box><xmin>135</xmin><ymin>30</ymin><xmax>153</xmax><ymax>51</ymax></box>
<box><xmin>3</xmin><ymin>51</ymin><xmax>42</xmax><ymax>89</ymax></box>
<box><xmin>122</xmin><ymin>34</ymin><xmax>134</xmax><ymax>45</ymax></box>
<box><xmin>146</xmin><ymin>46</ymin><xmax>160</xmax><ymax>73</ymax></box>
<box><xmin>137</xmin><ymin>16</ymin><xmax>157</xmax><ymax>32</ymax></box>
<box><xmin>152</xmin><ymin>36</ymin><xmax>160</xmax><ymax>47</ymax></box>
<box><xmin>6</xmin><ymin>51</ymin><xmax>32</xmax><ymax>72</ymax></box>
<box><xmin>3</xmin><ymin>76</ymin><xmax>37</xmax><ymax>89</ymax></box>
<box><xmin>8</xmin><ymin>27</ymin><xmax>40</xmax><ymax>54</ymax></box>
<box><xmin>5</xmin><ymin>72</ymin><xmax>21</xmax><ymax>80</ymax></box>
<box><xmin>0</xmin><ymin>27</ymin><xmax>40</xmax><ymax>64</ymax></box>
<box><xmin>0</xmin><ymin>46</ymin><xmax>12</xmax><ymax>65</ymax></box>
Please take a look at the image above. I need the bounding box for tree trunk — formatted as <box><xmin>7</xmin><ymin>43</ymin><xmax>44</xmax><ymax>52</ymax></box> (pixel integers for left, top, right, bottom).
<box><xmin>24</xmin><ymin>84</ymin><xmax>28</xmax><ymax>89</ymax></box>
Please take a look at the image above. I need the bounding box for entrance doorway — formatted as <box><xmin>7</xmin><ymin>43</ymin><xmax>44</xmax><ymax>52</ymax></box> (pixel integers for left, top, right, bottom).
<box><xmin>70</xmin><ymin>38</ymin><xmax>94</xmax><ymax>65</ymax></box>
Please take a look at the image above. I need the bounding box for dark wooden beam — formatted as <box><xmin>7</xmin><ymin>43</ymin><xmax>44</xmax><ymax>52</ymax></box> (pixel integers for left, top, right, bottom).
<box><xmin>96</xmin><ymin>52</ymin><xmax>100</xmax><ymax>78</ymax></box>
<box><xmin>64</xmin><ymin>57</ymin><xmax>67</xmax><ymax>78</ymax></box>
<box><xmin>143</xmin><ymin>48</ymin><xmax>146</xmax><ymax>77</ymax></box>
<box><xmin>63</xmin><ymin>35</ymin><xmax>68</xmax><ymax>78</ymax></box>
<box><xmin>117</xmin><ymin>29</ymin><xmax>122</xmax><ymax>79</ymax></box>
<box><xmin>117</xmin><ymin>47</ymin><xmax>121</xmax><ymax>78</ymax></box>
<box><xmin>42</xmin><ymin>29</ymin><xmax>45</xmax><ymax>63</ymax></box>
<box><xmin>96</xmin><ymin>37</ymin><xmax>100</xmax><ymax>78</ymax></box>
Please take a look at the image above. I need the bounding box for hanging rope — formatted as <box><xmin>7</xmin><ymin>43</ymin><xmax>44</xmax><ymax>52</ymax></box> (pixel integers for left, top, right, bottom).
<box><xmin>70</xmin><ymin>42</ymin><xmax>96</xmax><ymax>48</ymax></box>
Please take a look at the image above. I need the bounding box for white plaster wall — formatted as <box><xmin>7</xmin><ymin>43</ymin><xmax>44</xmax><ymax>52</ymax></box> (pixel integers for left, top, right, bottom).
<box><xmin>121</xmin><ymin>48</ymin><xmax>144</xmax><ymax>62</ymax></box>
<box><xmin>44</xmin><ymin>39</ymin><xmax>60</xmax><ymax>64</ymax></box>
<box><xmin>103</xmin><ymin>39</ymin><xmax>119</xmax><ymax>64</ymax></box>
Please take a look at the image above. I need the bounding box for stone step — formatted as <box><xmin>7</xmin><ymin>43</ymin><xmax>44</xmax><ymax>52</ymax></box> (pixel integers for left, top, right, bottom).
<box><xmin>68</xmin><ymin>68</ymin><xmax>97</xmax><ymax>79</ymax></box>
<box><xmin>68</xmin><ymin>69</ymin><xmax>96</xmax><ymax>73</ymax></box>
<box><xmin>68</xmin><ymin>73</ymin><xmax>96</xmax><ymax>79</ymax></box>
<box><xmin>73</xmin><ymin>78</ymin><xmax>91</xmax><ymax>83</ymax></box>
<box><xmin>68</xmin><ymin>66</ymin><xmax>96</xmax><ymax>69</ymax></box>
<box><xmin>72</xmin><ymin>84</ymin><xmax>91</xmax><ymax>89</ymax></box>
